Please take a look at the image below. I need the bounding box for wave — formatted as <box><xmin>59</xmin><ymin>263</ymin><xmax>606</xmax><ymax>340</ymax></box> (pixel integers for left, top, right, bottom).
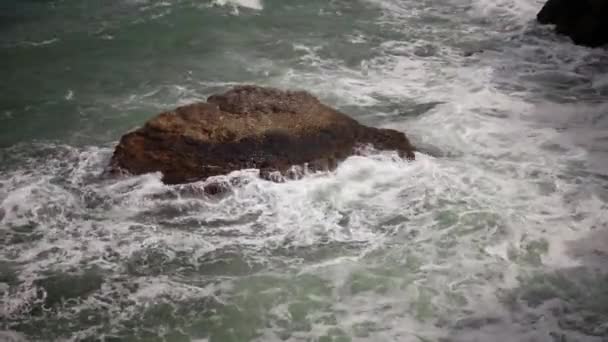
<box><xmin>211</xmin><ymin>0</ymin><xmax>263</xmax><ymax>11</ymax></box>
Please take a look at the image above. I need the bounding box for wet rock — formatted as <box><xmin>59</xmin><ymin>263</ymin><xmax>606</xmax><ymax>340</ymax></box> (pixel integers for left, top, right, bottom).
<box><xmin>462</xmin><ymin>49</ymin><xmax>484</xmax><ymax>57</ymax></box>
<box><xmin>110</xmin><ymin>85</ymin><xmax>415</xmax><ymax>184</ymax></box>
<box><xmin>453</xmin><ymin>316</ymin><xmax>502</xmax><ymax>330</ymax></box>
<box><xmin>414</xmin><ymin>44</ymin><xmax>438</xmax><ymax>57</ymax></box>
<box><xmin>35</xmin><ymin>270</ymin><xmax>103</xmax><ymax>309</ymax></box>
<box><xmin>0</xmin><ymin>261</ymin><xmax>18</xmax><ymax>285</ymax></box>
<box><xmin>537</xmin><ymin>0</ymin><xmax>608</xmax><ymax>47</ymax></box>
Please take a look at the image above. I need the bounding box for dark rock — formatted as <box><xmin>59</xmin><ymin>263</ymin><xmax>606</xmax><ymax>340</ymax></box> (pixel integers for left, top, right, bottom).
<box><xmin>453</xmin><ymin>316</ymin><xmax>502</xmax><ymax>330</ymax></box>
<box><xmin>414</xmin><ymin>44</ymin><xmax>438</xmax><ymax>57</ymax></box>
<box><xmin>537</xmin><ymin>0</ymin><xmax>608</xmax><ymax>47</ymax></box>
<box><xmin>462</xmin><ymin>49</ymin><xmax>484</xmax><ymax>57</ymax></box>
<box><xmin>35</xmin><ymin>270</ymin><xmax>103</xmax><ymax>309</ymax></box>
<box><xmin>110</xmin><ymin>85</ymin><xmax>415</xmax><ymax>184</ymax></box>
<box><xmin>0</xmin><ymin>261</ymin><xmax>18</xmax><ymax>285</ymax></box>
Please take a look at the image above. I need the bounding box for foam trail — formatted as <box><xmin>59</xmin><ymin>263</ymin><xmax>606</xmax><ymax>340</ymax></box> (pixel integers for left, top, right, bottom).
<box><xmin>211</xmin><ymin>0</ymin><xmax>263</xmax><ymax>10</ymax></box>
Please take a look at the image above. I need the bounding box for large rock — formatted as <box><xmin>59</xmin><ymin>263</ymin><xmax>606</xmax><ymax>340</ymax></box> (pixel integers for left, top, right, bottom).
<box><xmin>537</xmin><ymin>0</ymin><xmax>608</xmax><ymax>47</ymax></box>
<box><xmin>110</xmin><ymin>85</ymin><xmax>415</xmax><ymax>184</ymax></box>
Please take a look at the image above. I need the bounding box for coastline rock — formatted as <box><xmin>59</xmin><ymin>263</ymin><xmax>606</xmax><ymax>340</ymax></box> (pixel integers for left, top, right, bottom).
<box><xmin>110</xmin><ymin>85</ymin><xmax>415</xmax><ymax>184</ymax></box>
<box><xmin>537</xmin><ymin>0</ymin><xmax>608</xmax><ymax>47</ymax></box>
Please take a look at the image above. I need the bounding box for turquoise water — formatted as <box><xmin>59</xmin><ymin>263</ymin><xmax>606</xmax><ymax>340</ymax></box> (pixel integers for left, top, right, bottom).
<box><xmin>1</xmin><ymin>0</ymin><xmax>608</xmax><ymax>341</ymax></box>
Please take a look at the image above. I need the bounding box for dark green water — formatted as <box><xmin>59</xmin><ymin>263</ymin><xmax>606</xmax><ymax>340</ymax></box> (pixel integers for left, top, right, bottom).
<box><xmin>1</xmin><ymin>0</ymin><xmax>608</xmax><ymax>341</ymax></box>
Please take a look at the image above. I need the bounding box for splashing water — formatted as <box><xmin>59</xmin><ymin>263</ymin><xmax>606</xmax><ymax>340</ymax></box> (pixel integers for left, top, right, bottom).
<box><xmin>212</xmin><ymin>0</ymin><xmax>263</xmax><ymax>10</ymax></box>
<box><xmin>1</xmin><ymin>0</ymin><xmax>607</xmax><ymax>341</ymax></box>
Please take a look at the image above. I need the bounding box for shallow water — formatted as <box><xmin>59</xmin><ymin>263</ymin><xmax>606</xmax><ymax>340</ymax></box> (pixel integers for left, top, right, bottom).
<box><xmin>1</xmin><ymin>0</ymin><xmax>608</xmax><ymax>341</ymax></box>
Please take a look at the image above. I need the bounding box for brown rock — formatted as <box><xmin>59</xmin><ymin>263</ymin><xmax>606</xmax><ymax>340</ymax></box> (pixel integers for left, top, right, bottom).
<box><xmin>110</xmin><ymin>85</ymin><xmax>415</xmax><ymax>184</ymax></box>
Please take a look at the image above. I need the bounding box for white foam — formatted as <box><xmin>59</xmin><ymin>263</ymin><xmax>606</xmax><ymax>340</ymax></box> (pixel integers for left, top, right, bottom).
<box><xmin>466</xmin><ymin>0</ymin><xmax>541</xmax><ymax>23</ymax></box>
<box><xmin>0</xmin><ymin>331</ymin><xmax>28</xmax><ymax>342</ymax></box>
<box><xmin>2</xmin><ymin>0</ymin><xmax>608</xmax><ymax>340</ymax></box>
<box><xmin>260</xmin><ymin>0</ymin><xmax>608</xmax><ymax>339</ymax></box>
<box><xmin>211</xmin><ymin>0</ymin><xmax>263</xmax><ymax>10</ymax></box>
<box><xmin>21</xmin><ymin>38</ymin><xmax>59</xmax><ymax>47</ymax></box>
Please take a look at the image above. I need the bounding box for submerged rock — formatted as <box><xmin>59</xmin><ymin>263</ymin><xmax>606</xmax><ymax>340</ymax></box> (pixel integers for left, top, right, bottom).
<box><xmin>110</xmin><ymin>85</ymin><xmax>415</xmax><ymax>184</ymax></box>
<box><xmin>537</xmin><ymin>0</ymin><xmax>608</xmax><ymax>47</ymax></box>
<box><xmin>35</xmin><ymin>270</ymin><xmax>104</xmax><ymax>309</ymax></box>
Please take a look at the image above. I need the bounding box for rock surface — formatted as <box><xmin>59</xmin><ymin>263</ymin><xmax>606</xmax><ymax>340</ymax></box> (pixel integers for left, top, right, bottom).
<box><xmin>537</xmin><ymin>0</ymin><xmax>608</xmax><ymax>47</ymax></box>
<box><xmin>110</xmin><ymin>85</ymin><xmax>415</xmax><ymax>184</ymax></box>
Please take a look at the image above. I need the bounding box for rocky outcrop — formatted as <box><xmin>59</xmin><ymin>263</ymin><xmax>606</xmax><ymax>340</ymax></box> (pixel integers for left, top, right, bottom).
<box><xmin>537</xmin><ymin>0</ymin><xmax>608</xmax><ymax>47</ymax></box>
<box><xmin>110</xmin><ymin>85</ymin><xmax>415</xmax><ymax>184</ymax></box>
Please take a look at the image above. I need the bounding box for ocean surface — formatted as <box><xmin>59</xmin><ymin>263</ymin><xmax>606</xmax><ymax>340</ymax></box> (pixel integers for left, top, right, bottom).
<box><xmin>1</xmin><ymin>0</ymin><xmax>608</xmax><ymax>341</ymax></box>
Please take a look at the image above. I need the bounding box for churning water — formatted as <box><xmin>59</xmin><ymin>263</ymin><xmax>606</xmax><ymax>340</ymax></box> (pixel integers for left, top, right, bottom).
<box><xmin>1</xmin><ymin>0</ymin><xmax>608</xmax><ymax>341</ymax></box>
